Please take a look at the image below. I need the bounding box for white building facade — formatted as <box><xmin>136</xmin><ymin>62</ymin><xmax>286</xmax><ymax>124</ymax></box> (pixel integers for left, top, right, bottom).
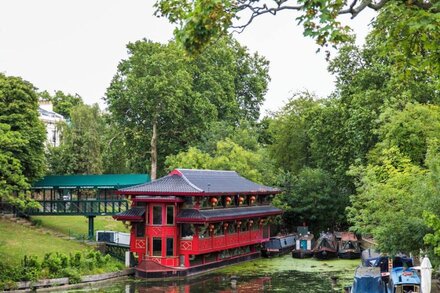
<box><xmin>38</xmin><ymin>100</ymin><xmax>65</xmax><ymax>147</ymax></box>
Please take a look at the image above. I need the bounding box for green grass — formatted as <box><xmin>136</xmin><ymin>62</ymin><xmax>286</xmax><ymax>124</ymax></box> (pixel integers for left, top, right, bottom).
<box><xmin>31</xmin><ymin>215</ymin><xmax>129</xmax><ymax>238</ymax></box>
<box><xmin>0</xmin><ymin>218</ymin><xmax>90</xmax><ymax>266</ymax></box>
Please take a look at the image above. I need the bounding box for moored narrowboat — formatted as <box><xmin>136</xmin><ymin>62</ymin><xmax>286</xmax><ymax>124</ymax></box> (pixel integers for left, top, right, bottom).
<box><xmin>261</xmin><ymin>234</ymin><xmax>296</xmax><ymax>257</ymax></box>
<box><xmin>313</xmin><ymin>231</ymin><xmax>338</xmax><ymax>260</ymax></box>
<box><xmin>291</xmin><ymin>233</ymin><xmax>314</xmax><ymax>258</ymax></box>
<box><xmin>338</xmin><ymin>232</ymin><xmax>361</xmax><ymax>259</ymax></box>
<box><xmin>386</xmin><ymin>267</ymin><xmax>420</xmax><ymax>293</ymax></box>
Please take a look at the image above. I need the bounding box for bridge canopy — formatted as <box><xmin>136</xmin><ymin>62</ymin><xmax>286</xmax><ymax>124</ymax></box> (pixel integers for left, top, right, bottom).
<box><xmin>32</xmin><ymin>174</ymin><xmax>150</xmax><ymax>190</ymax></box>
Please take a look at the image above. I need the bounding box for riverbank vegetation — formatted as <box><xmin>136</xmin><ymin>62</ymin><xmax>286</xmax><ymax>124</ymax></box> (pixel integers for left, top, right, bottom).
<box><xmin>0</xmin><ymin>219</ymin><xmax>123</xmax><ymax>289</ymax></box>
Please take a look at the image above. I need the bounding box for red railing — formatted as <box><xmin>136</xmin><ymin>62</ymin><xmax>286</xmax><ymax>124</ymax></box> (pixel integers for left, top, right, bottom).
<box><xmin>179</xmin><ymin>229</ymin><xmax>265</xmax><ymax>254</ymax></box>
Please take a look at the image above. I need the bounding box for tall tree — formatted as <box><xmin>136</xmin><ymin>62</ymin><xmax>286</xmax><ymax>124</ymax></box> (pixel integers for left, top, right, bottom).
<box><xmin>0</xmin><ymin>74</ymin><xmax>45</xmax><ymax>209</ymax></box>
<box><xmin>46</xmin><ymin>104</ymin><xmax>104</xmax><ymax>174</ymax></box>
<box><xmin>106</xmin><ymin>40</ymin><xmax>214</xmax><ymax>179</ymax></box>
<box><xmin>105</xmin><ymin>38</ymin><xmax>270</xmax><ymax>178</ymax></box>
<box><xmin>0</xmin><ymin>74</ymin><xmax>46</xmax><ymax>183</ymax></box>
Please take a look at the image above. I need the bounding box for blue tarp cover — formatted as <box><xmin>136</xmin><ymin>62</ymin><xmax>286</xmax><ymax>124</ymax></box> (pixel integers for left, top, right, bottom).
<box><xmin>351</xmin><ymin>266</ymin><xmax>384</xmax><ymax>293</ymax></box>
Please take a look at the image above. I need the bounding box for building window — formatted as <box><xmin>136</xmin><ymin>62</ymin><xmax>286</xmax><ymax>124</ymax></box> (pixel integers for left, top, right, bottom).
<box><xmin>152</xmin><ymin>237</ymin><xmax>162</xmax><ymax>257</ymax></box>
<box><xmin>166</xmin><ymin>238</ymin><xmax>174</xmax><ymax>257</ymax></box>
<box><xmin>181</xmin><ymin>224</ymin><xmax>194</xmax><ymax>239</ymax></box>
<box><xmin>136</xmin><ymin>222</ymin><xmax>145</xmax><ymax>237</ymax></box>
<box><xmin>153</xmin><ymin>206</ymin><xmax>162</xmax><ymax>225</ymax></box>
<box><xmin>166</xmin><ymin>205</ymin><xmax>174</xmax><ymax>225</ymax></box>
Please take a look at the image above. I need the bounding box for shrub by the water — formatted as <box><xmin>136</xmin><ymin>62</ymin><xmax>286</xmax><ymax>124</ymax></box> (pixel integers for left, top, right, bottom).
<box><xmin>0</xmin><ymin>250</ymin><xmax>123</xmax><ymax>289</ymax></box>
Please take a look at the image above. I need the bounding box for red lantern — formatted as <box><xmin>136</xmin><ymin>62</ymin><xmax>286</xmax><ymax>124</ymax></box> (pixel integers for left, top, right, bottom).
<box><xmin>249</xmin><ymin>220</ymin><xmax>254</xmax><ymax>225</ymax></box>
<box><xmin>250</xmin><ymin>196</ymin><xmax>256</xmax><ymax>204</ymax></box>
<box><xmin>209</xmin><ymin>224</ymin><xmax>215</xmax><ymax>232</ymax></box>
<box><xmin>225</xmin><ymin>196</ymin><xmax>232</xmax><ymax>205</ymax></box>
<box><xmin>238</xmin><ymin>196</ymin><xmax>244</xmax><ymax>205</ymax></box>
<box><xmin>210</xmin><ymin>197</ymin><xmax>218</xmax><ymax>206</ymax></box>
<box><xmin>237</xmin><ymin>221</ymin><xmax>242</xmax><ymax>227</ymax></box>
<box><xmin>223</xmin><ymin>223</ymin><xmax>229</xmax><ymax>229</ymax></box>
<box><xmin>259</xmin><ymin>219</ymin><xmax>265</xmax><ymax>226</ymax></box>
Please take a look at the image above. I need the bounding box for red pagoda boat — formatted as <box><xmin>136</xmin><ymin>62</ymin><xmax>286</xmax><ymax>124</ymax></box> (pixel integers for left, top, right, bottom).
<box><xmin>113</xmin><ymin>169</ymin><xmax>283</xmax><ymax>278</ymax></box>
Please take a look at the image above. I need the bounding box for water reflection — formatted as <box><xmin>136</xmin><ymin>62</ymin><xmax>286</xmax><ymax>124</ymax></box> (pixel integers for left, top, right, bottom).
<box><xmin>72</xmin><ymin>270</ymin><xmax>340</xmax><ymax>293</ymax></box>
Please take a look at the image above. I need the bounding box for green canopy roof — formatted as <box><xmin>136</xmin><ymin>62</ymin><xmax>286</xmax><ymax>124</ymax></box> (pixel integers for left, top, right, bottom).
<box><xmin>32</xmin><ymin>174</ymin><xmax>150</xmax><ymax>189</ymax></box>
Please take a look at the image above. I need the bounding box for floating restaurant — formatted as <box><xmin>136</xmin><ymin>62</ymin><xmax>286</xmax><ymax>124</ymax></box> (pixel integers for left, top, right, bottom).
<box><xmin>113</xmin><ymin>169</ymin><xmax>283</xmax><ymax>277</ymax></box>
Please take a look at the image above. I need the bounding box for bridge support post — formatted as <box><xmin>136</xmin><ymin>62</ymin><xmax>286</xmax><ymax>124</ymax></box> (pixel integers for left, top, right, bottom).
<box><xmin>87</xmin><ymin>215</ymin><xmax>96</xmax><ymax>240</ymax></box>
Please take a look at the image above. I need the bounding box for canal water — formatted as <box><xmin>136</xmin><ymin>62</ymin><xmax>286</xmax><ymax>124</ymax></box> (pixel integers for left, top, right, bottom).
<box><xmin>69</xmin><ymin>256</ymin><xmax>360</xmax><ymax>292</ymax></box>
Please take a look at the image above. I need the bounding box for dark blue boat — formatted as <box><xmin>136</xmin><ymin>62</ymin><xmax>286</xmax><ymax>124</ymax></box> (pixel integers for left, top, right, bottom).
<box><xmin>261</xmin><ymin>234</ymin><xmax>296</xmax><ymax>257</ymax></box>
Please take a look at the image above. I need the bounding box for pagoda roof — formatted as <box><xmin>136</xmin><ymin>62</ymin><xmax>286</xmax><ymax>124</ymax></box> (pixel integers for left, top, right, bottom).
<box><xmin>176</xmin><ymin>206</ymin><xmax>283</xmax><ymax>223</ymax></box>
<box><xmin>117</xmin><ymin>169</ymin><xmax>280</xmax><ymax>196</ymax></box>
<box><xmin>113</xmin><ymin>206</ymin><xmax>145</xmax><ymax>222</ymax></box>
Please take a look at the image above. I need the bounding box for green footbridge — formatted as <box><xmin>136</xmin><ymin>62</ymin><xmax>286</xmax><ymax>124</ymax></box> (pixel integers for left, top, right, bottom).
<box><xmin>28</xmin><ymin>174</ymin><xmax>150</xmax><ymax>239</ymax></box>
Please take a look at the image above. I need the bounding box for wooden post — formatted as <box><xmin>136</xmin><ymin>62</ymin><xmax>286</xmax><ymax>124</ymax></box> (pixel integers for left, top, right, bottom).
<box><xmin>87</xmin><ymin>215</ymin><xmax>96</xmax><ymax>240</ymax></box>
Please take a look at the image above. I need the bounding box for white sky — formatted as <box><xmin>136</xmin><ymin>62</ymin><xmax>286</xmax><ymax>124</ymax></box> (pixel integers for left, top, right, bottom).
<box><xmin>0</xmin><ymin>0</ymin><xmax>376</xmax><ymax>114</ymax></box>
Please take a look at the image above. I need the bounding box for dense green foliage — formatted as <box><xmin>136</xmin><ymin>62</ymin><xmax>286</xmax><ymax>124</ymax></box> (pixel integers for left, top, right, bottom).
<box><xmin>0</xmin><ymin>74</ymin><xmax>45</xmax><ymax>209</ymax></box>
<box><xmin>105</xmin><ymin>37</ymin><xmax>269</xmax><ymax>178</ymax></box>
<box><xmin>265</xmin><ymin>2</ymin><xmax>440</xmax><ymax>256</ymax></box>
<box><xmin>46</xmin><ymin>104</ymin><xmax>105</xmax><ymax>174</ymax></box>
<box><xmin>154</xmin><ymin>0</ymin><xmax>439</xmax><ymax>54</ymax></box>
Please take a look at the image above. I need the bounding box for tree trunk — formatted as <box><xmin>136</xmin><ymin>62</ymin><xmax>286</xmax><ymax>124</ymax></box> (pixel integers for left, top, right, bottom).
<box><xmin>150</xmin><ymin>120</ymin><xmax>157</xmax><ymax>180</ymax></box>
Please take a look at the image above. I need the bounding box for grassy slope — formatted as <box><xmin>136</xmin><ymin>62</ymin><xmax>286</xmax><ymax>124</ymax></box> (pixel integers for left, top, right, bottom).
<box><xmin>0</xmin><ymin>218</ymin><xmax>90</xmax><ymax>266</ymax></box>
<box><xmin>31</xmin><ymin>215</ymin><xmax>129</xmax><ymax>238</ymax></box>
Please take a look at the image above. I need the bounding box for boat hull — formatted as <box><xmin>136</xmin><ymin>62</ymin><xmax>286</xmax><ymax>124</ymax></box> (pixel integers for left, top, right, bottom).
<box><xmin>338</xmin><ymin>250</ymin><xmax>361</xmax><ymax>259</ymax></box>
<box><xmin>262</xmin><ymin>246</ymin><xmax>293</xmax><ymax>257</ymax></box>
<box><xmin>314</xmin><ymin>249</ymin><xmax>338</xmax><ymax>260</ymax></box>
<box><xmin>291</xmin><ymin>249</ymin><xmax>314</xmax><ymax>259</ymax></box>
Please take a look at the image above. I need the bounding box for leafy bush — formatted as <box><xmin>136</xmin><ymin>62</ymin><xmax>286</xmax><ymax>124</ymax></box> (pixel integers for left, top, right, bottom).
<box><xmin>0</xmin><ymin>249</ymin><xmax>121</xmax><ymax>284</ymax></box>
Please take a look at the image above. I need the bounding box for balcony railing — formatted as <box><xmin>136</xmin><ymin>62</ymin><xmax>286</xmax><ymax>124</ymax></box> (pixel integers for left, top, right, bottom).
<box><xmin>180</xmin><ymin>230</ymin><xmax>264</xmax><ymax>254</ymax></box>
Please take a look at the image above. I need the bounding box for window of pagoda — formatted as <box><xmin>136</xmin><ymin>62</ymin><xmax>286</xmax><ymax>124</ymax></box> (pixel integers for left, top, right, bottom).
<box><xmin>152</xmin><ymin>237</ymin><xmax>162</xmax><ymax>256</ymax></box>
<box><xmin>152</xmin><ymin>205</ymin><xmax>162</xmax><ymax>225</ymax></box>
<box><xmin>198</xmin><ymin>224</ymin><xmax>210</xmax><ymax>239</ymax></box>
<box><xmin>166</xmin><ymin>238</ymin><xmax>174</xmax><ymax>257</ymax></box>
<box><xmin>166</xmin><ymin>205</ymin><xmax>174</xmax><ymax>225</ymax></box>
<box><xmin>181</xmin><ymin>223</ymin><xmax>195</xmax><ymax>239</ymax></box>
<box><xmin>135</xmin><ymin>221</ymin><xmax>145</xmax><ymax>237</ymax></box>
